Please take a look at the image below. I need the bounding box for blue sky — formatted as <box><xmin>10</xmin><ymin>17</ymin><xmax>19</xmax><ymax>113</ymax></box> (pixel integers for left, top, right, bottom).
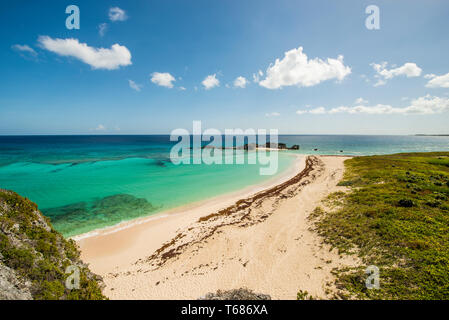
<box><xmin>1</xmin><ymin>0</ymin><xmax>449</xmax><ymax>135</ymax></box>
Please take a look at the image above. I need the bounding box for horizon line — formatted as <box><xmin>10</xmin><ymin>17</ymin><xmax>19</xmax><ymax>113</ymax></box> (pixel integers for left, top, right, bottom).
<box><xmin>0</xmin><ymin>133</ymin><xmax>448</xmax><ymax>137</ymax></box>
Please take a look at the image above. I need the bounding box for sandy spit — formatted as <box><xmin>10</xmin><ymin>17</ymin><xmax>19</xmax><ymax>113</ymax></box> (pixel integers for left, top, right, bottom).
<box><xmin>78</xmin><ymin>155</ymin><xmax>357</xmax><ymax>299</ymax></box>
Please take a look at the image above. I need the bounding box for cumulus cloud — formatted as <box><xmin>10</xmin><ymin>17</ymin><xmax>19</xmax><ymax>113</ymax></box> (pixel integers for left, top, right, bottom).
<box><xmin>128</xmin><ymin>79</ymin><xmax>142</xmax><ymax>91</ymax></box>
<box><xmin>109</xmin><ymin>7</ymin><xmax>127</xmax><ymax>22</ymax></box>
<box><xmin>259</xmin><ymin>46</ymin><xmax>351</xmax><ymax>89</ymax></box>
<box><xmin>202</xmin><ymin>74</ymin><xmax>220</xmax><ymax>90</ymax></box>
<box><xmin>425</xmin><ymin>72</ymin><xmax>449</xmax><ymax>88</ymax></box>
<box><xmin>98</xmin><ymin>23</ymin><xmax>108</xmax><ymax>37</ymax></box>
<box><xmin>150</xmin><ymin>72</ymin><xmax>176</xmax><ymax>88</ymax></box>
<box><xmin>294</xmin><ymin>95</ymin><xmax>449</xmax><ymax>115</ymax></box>
<box><xmin>11</xmin><ymin>44</ymin><xmax>37</xmax><ymax>56</ymax></box>
<box><xmin>38</xmin><ymin>36</ymin><xmax>132</xmax><ymax>70</ymax></box>
<box><xmin>265</xmin><ymin>112</ymin><xmax>280</xmax><ymax>117</ymax></box>
<box><xmin>234</xmin><ymin>76</ymin><xmax>248</xmax><ymax>88</ymax></box>
<box><xmin>371</xmin><ymin>62</ymin><xmax>422</xmax><ymax>86</ymax></box>
<box><xmin>179</xmin><ymin>86</ymin><xmax>186</xmax><ymax>91</ymax></box>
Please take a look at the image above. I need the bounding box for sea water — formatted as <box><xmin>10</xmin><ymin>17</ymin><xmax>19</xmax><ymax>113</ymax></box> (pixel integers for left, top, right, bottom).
<box><xmin>0</xmin><ymin>135</ymin><xmax>448</xmax><ymax>236</ymax></box>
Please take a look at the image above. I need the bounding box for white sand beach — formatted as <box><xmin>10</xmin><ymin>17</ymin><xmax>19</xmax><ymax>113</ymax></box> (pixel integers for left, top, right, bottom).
<box><xmin>78</xmin><ymin>155</ymin><xmax>357</xmax><ymax>299</ymax></box>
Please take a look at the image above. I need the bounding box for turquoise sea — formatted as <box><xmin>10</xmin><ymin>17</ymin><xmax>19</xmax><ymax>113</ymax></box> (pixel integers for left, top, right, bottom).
<box><xmin>0</xmin><ymin>135</ymin><xmax>448</xmax><ymax>237</ymax></box>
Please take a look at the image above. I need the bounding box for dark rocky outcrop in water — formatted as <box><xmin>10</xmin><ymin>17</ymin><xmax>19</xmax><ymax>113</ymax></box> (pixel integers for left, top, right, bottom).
<box><xmin>196</xmin><ymin>142</ymin><xmax>300</xmax><ymax>151</ymax></box>
<box><xmin>200</xmin><ymin>288</ymin><xmax>271</xmax><ymax>300</ymax></box>
<box><xmin>243</xmin><ymin>142</ymin><xmax>299</xmax><ymax>150</ymax></box>
<box><xmin>0</xmin><ymin>189</ymin><xmax>106</xmax><ymax>300</ymax></box>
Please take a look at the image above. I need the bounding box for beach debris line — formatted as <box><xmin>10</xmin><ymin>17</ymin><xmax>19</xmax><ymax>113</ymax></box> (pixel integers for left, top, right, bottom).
<box><xmin>140</xmin><ymin>156</ymin><xmax>324</xmax><ymax>269</ymax></box>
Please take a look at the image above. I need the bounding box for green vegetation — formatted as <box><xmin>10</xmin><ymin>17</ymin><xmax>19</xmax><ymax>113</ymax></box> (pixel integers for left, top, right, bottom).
<box><xmin>311</xmin><ymin>152</ymin><xmax>449</xmax><ymax>299</ymax></box>
<box><xmin>0</xmin><ymin>189</ymin><xmax>106</xmax><ymax>300</ymax></box>
<box><xmin>296</xmin><ymin>290</ymin><xmax>314</xmax><ymax>300</ymax></box>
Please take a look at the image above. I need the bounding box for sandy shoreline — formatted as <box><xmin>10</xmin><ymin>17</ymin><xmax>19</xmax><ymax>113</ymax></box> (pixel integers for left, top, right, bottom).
<box><xmin>78</xmin><ymin>155</ymin><xmax>357</xmax><ymax>299</ymax></box>
<box><xmin>77</xmin><ymin>155</ymin><xmax>305</xmax><ymax>266</ymax></box>
<box><xmin>74</xmin><ymin>153</ymin><xmax>305</xmax><ymax>242</ymax></box>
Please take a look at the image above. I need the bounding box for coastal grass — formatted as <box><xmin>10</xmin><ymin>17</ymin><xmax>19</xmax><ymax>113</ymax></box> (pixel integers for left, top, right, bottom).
<box><xmin>311</xmin><ymin>152</ymin><xmax>449</xmax><ymax>299</ymax></box>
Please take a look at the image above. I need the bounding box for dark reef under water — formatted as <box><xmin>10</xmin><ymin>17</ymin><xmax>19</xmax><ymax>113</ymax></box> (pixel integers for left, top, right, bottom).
<box><xmin>43</xmin><ymin>194</ymin><xmax>160</xmax><ymax>236</ymax></box>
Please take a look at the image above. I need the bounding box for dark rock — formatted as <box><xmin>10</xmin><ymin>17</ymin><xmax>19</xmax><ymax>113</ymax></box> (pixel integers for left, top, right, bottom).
<box><xmin>264</xmin><ymin>142</ymin><xmax>287</xmax><ymax>149</ymax></box>
<box><xmin>278</xmin><ymin>143</ymin><xmax>287</xmax><ymax>150</ymax></box>
<box><xmin>289</xmin><ymin>145</ymin><xmax>300</xmax><ymax>150</ymax></box>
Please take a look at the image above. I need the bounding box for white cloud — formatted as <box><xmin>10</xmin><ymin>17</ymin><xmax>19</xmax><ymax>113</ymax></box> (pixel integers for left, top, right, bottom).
<box><xmin>425</xmin><ymin>72</ymin><xmax>449</xmax><ymax>88</ymax></box>
<box><xmin>424</xmin><ymin>74</ymin><xmax>436</xmax><ymax>79</ymax></box>
<box><xmin>128</xmin><ymin>79</ymin><xmax>142</xmax><ymax>91</ymax></box>
<box><xmin>295</xmin><ymin>106</ymin><xmax>326</xmax><ymax>115</ymax></box>
<box><xmin>265</xmin><ymin>112</ymin><xmax>280</xmax><ymax>117</ymax></box>
<box><xmin>202</xmin><ymin>74</ymin><xmax>220</xmax><ymax>90</ymax></box>
<box><xmin>259</xmin><ymin>46</ymin><xmax>351</xmax><ymax>89</ymax></box>
<box><xmin>179</xmin><ymin>86</ymin><xmax>186</xmax><ymax>91</ymax></box>
<box><xmin>294</xmin><ymin>95</ymin><xmax>449</xmax><ymax>116</ymax></box>
<box><xmin>355</xmin><ymin>97</ymin><xmax>368</xmax><ymax>105</ymax></box>
<box><xmin>253</xmin><ymin>70</ymin><xmax>263</xmax><ymax>83</ymax></box>
<box><xmin>38</xmin><ymin>36</ymin><xmax>132</xmax><ymax>70</ymax></box>
<box><xmin>234</xmin><ymin>76</ymin><xmax>247</xmax><ymax>88</ymax></box>
<box><xmin>98</xmin><ymin>23</ymin><xmax>108</xmax><ymax>37</ymax></box>
<box><xmin>150</xmin><ymin>72</ymin><xmax>176</xmax><ymax>88</ymax></box>
<box><xmin>309</xmin><ymin>107</ymin><xmax>326</xmax><ymax>114</ymax></box>
<box><xmin>373</xmin><ymin>79</ymin><xmax>386</xmax><ymax>87</ymax></box>
<box><xmin>371</xmin><ymin>62</ymin><xmax>422</xmax><ymax>86</ymax></box>
<box><xmin>296</xmin><ymin>105</ymin><xmax>316</xmax><ymax>114</ymax></box>
<box><xmin>94</xmin><ymin>124</ymin><xmax>106</xmax><ymax>131</ymax></box>
<box><xmin>12</xmin><ymin>44</ymin><xmax>37</xmax><ymax>56</ymax></box>
<box><xmin>109</xmin><ymin>7</ymin><xmax>127</xmax><ymax>22</ymax></box>
<box><xmin>329</xmin><ymin>95</ymin><xmax>449</xmax><ymax>115</ymax></box>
